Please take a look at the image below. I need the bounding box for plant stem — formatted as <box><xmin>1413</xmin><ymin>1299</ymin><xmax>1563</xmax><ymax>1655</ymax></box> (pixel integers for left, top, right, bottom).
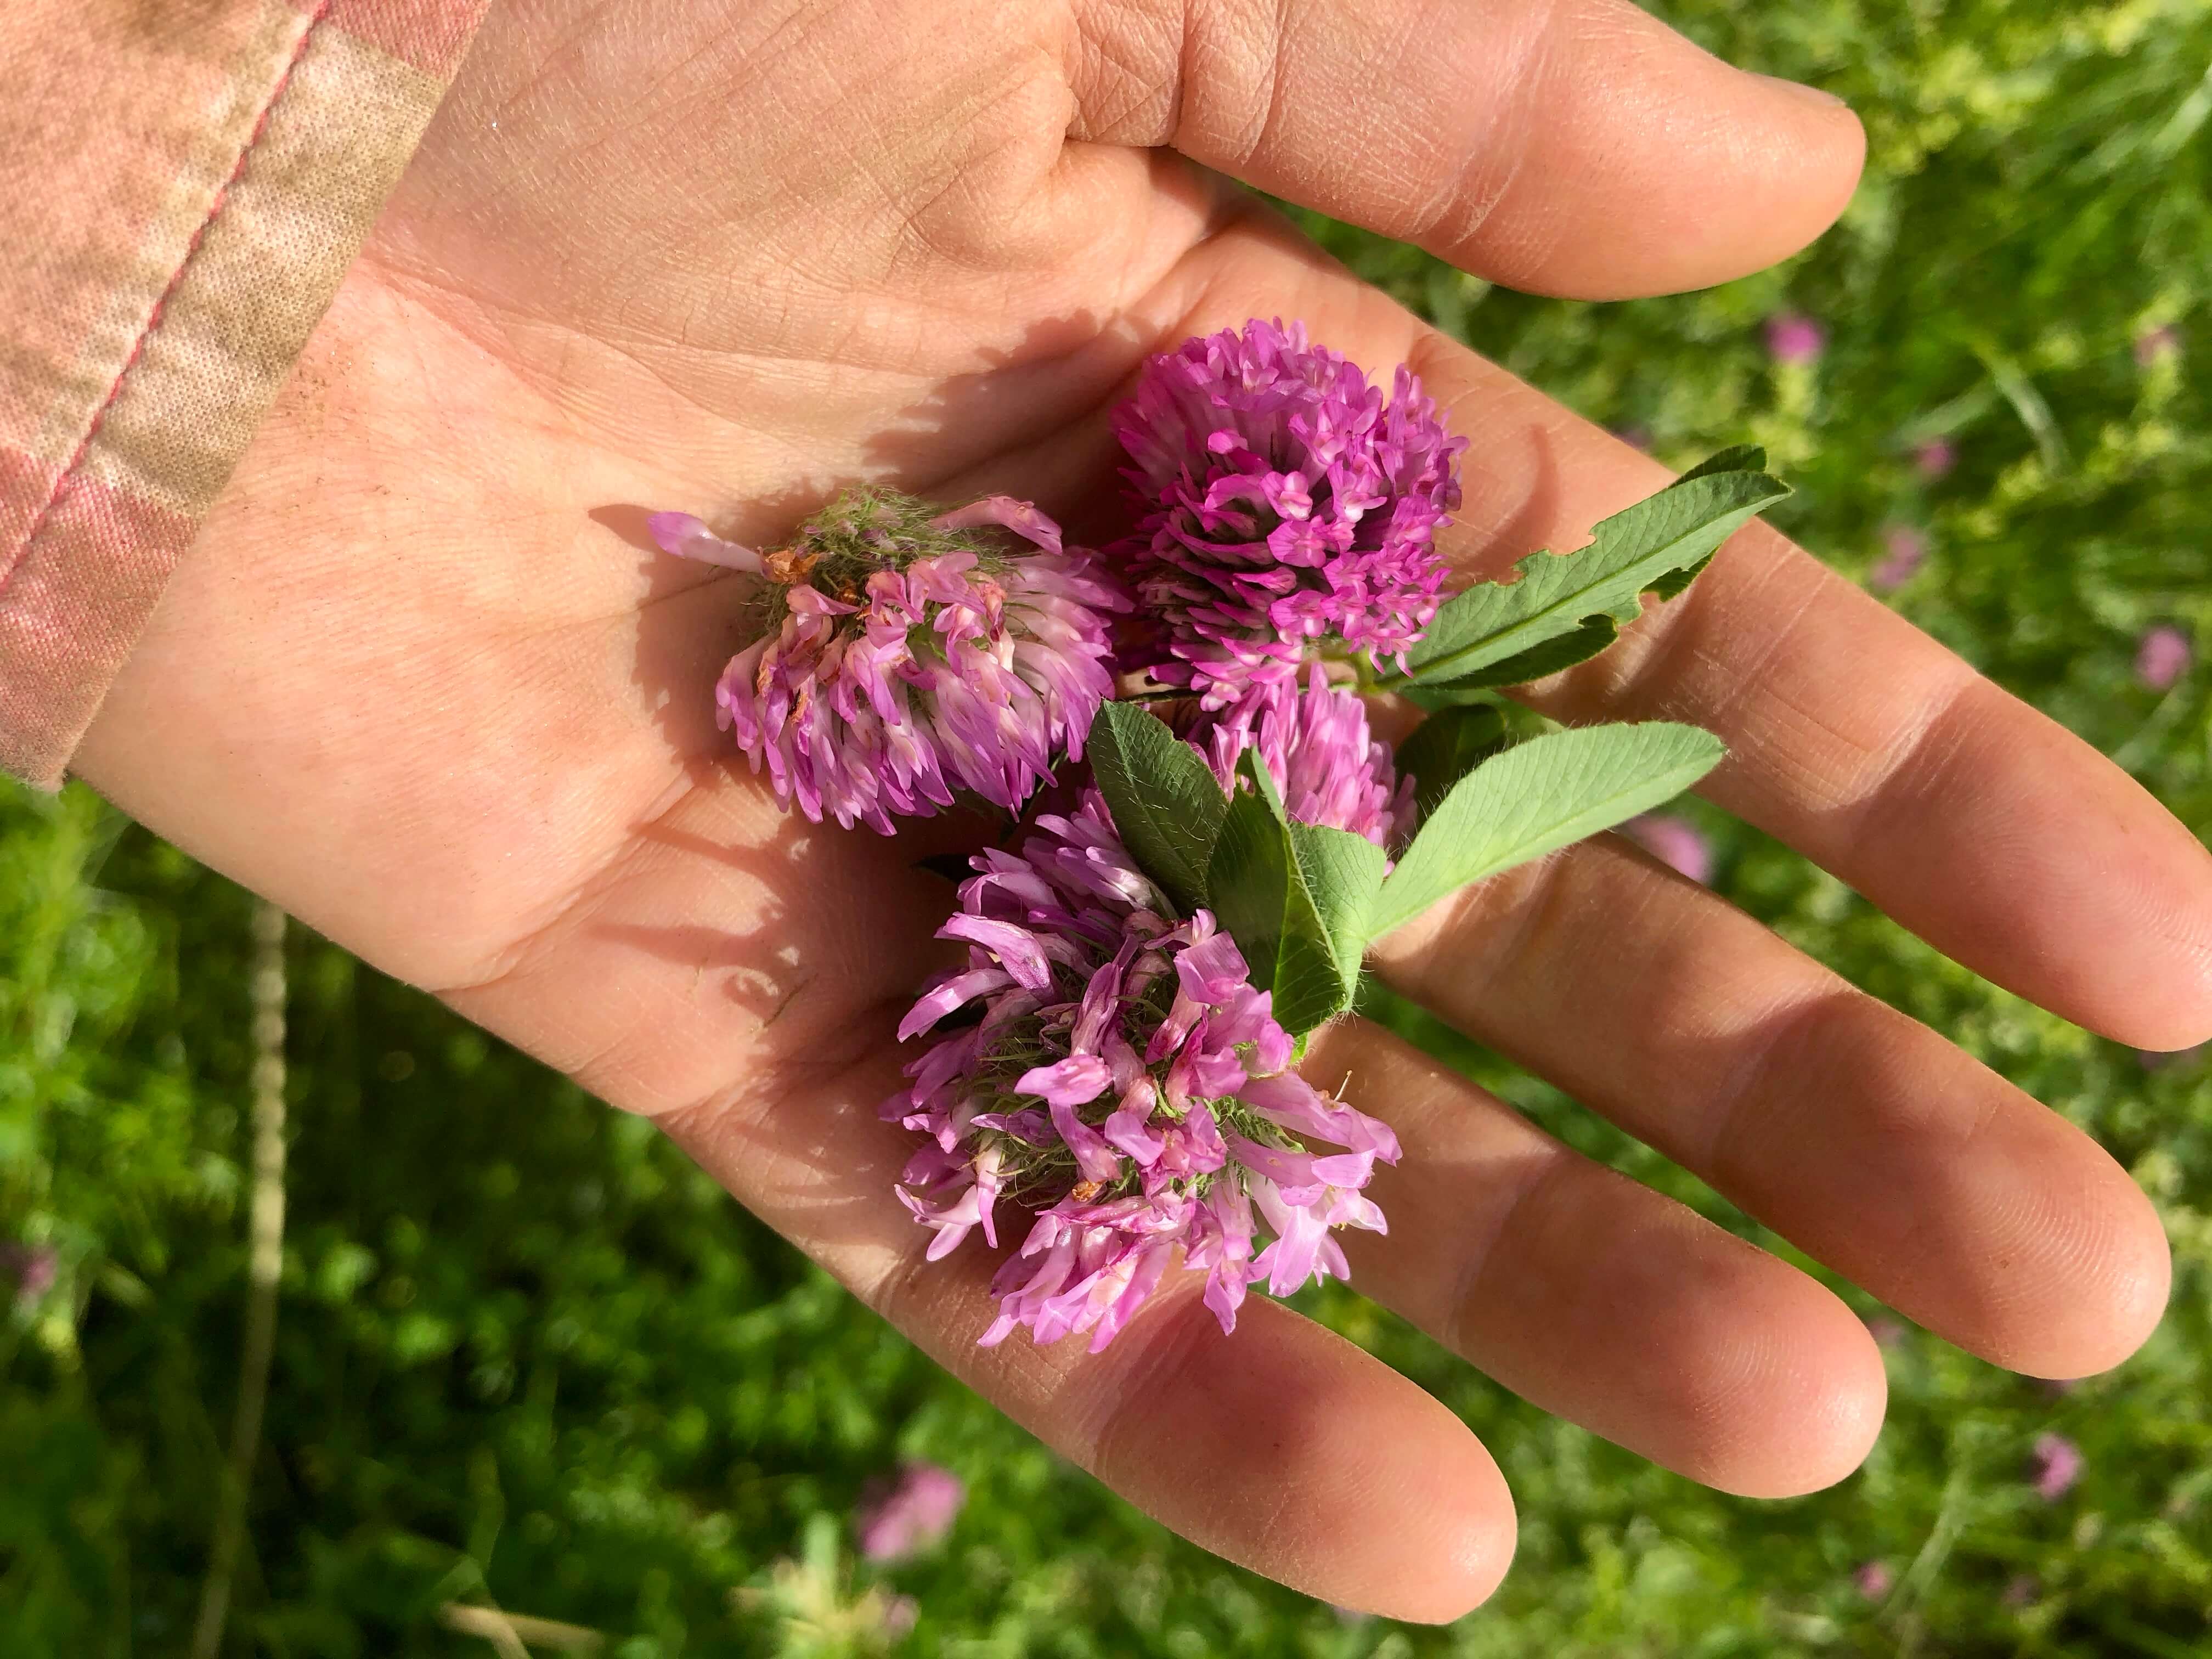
<box><xmin>438</xmin><ymin>1605</ymin><xmax>607</xmax><ymax>1654</ymax></box>
<box><xmin>190</xmin><ymin>900</ymin><xmax>287</xmax><ymax>1659</ymax></box>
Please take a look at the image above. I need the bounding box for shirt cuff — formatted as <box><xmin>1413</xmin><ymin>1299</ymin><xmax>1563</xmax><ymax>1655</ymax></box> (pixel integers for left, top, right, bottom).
<box><xmin>0</xmin><ymin>0</ymin><xmax>493</xmax><ymax>788</ymax></box>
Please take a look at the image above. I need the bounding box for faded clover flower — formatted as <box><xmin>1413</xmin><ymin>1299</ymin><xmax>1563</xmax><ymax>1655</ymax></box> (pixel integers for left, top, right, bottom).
<box><xmin>734</xmin><ymin>1515</ymin><xmax>917</xmax><ymax>1654</ymax></box>
<box><xmin>884</xmin><ymin>790</ymin><xmax>1399</xmax><ymax>1352</ymax></box>
<box><xmin>650</xmin><ymin>490</ymin><xmax>1127</xmax><ymax>833</ymax></box>
<box><xmin>1110</xmin><ymin>318</ymin><xmax>1466</xmax><ymax>707</ymax></box>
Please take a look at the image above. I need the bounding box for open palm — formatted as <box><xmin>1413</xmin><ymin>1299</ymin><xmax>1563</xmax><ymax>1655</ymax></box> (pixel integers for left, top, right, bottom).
<box><xmin>76</xmin><ymin>0</ymin><xmax>2212</xmax><ymax>1620</ymax></box>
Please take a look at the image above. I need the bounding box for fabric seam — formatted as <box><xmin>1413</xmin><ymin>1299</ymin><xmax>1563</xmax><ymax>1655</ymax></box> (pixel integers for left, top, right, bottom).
<box><xmin>0</xmin><ymin>0</ymin><xmax>335</xmax><ymax>605</ymax></box>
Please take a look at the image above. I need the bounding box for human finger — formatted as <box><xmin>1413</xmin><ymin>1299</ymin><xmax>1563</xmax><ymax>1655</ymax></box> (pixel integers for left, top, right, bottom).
<box><xmin>1097</xmin><ymin>227</ymin><xmax>2212</xmax><ymax>1049</ymax></box>
<box><xmin>1063</xmin><ymin>0</ymin><xmax>1864</xmax><ymax>298</ymax></box>
<box><xmin>1370</xmin><ymin>829</ymin><xmax>2174</xmax><ymax>1379</ymax></box>
<box><xmin>1302</xmin><ymin>1017</ymin><xmax>1888</xmax><ymax>1495</ymax></box>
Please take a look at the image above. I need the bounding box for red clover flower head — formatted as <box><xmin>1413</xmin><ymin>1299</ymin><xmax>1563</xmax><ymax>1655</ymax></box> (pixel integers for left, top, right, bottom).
<box><xmin>884</xmin><ymin>788</ymin><xmax>1400</xmax><ymax>1351</ymax></box>
<box><xmin>1195</xmin><ymin>667</ymin><xmax>1416</xmax><ymax>851</ymax></box>
<box><xmin>650</xmin><ymin>491</ymin><xmax>1127</xmax><ymax>833</ymax></box>
<box><xmin>1111</xmin><ymin>318</ymin><xmax>1466</xmax><ymax>707</ymax></box>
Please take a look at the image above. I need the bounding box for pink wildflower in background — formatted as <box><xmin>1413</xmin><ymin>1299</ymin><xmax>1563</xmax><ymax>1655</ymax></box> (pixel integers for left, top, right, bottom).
<box><xmin>1853</xmin><ymin>1561</ymin><xmax>1894</xmax><ymax>1600</ymax></box>
<box><xmin>1765</xmin><ymin>312</ymin><xmax>1826</xmax><ymax>365</ymax></box>
<box><xmin>651</xmin><ymin>492</ymin><xmax>1126</xmax><ymax>833</ymax></box>
<box><xmin>1870</xmin><ymin>524</ymin><xmax>1928</xmax><ymax>592</ymax></box>
<box><xmin>1112</xmin><ymin>318</ymin><xmax>1466</xmax><ymax>706</ymax></box>
<box><xmin>1912</xmin><ymin>437</ymin><xmax>1956</xmax><ymax>477</ymax></box>
<box><xmin>2136</xmin><ymin>623</ymin><xmax>2191</xmax><ymax>691</ymax></box>
<box><xmin>1195</xmin><ymin>667</ymin><xmax>1417</xmax><ymax>850</ymax></box>
<box><xmin>2002</xmin><ymin>1575</ymin><xmax>2041</xmax><ymax>1609</ymax></box>
<box><xmin>2135</xmin><ymin>324</ymin><xmax>2182</xmax><ymax>367</ymax></box>
<box><xmin>1864</xmin><ymin>1313</ymin><xmax>1908</xmax><ymax>1348</ymax></box>
<box><xmin>2031</xmin><ymin>1433</ymin><xmax>2084</xmax><ymax>1500</ymax></box>
<box><xmin>854</xmin><ymin>1462</ymin><xmax>965</xmax><ymax>1563</ymax></box>
<box><xmin>885</xmin><ymin>790</ymin><xmax>1400</xmax><ymax>1351</ymax></box>
<box><xmin>1622</xmin><ymin>814</ymin><xmax>1712</xmax><ymax>884</ymax></box>
<box><xmin>2</xmin><ymin>1243</ymin><xmax>55</xmax><ymax>1307</ymax></box>
<box><xmin>2138</xmin><ymin>1042</ymin><xmax>2208</xmax><ymax>1071</ymax></box>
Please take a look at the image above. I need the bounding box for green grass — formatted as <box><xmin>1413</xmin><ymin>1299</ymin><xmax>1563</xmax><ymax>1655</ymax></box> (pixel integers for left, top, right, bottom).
<box><xmin>7</xmin><ymin>1</ymin><xmax>2212</xmax><ymax>1652</ymax></box>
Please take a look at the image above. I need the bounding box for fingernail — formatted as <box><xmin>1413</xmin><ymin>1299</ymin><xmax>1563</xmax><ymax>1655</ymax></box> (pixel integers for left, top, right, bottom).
<box><xmin>1753</xmin><ymin>72</ymin><xmax>1849</xmax><ymax>110</ymax></box>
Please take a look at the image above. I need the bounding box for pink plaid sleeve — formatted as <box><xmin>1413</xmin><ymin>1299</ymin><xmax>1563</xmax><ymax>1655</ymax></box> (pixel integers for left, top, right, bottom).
<box><xmin>0</xmin><ymin>0</ymin><xmax>490</xmax><ymax>788</ymax></box>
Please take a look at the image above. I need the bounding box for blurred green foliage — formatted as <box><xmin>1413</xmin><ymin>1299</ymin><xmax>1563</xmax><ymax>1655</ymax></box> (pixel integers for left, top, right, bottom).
<box><xmin>6</xmin><ymin>0</ymin><xmax>2212</xmax><ymax>1652</ymax></box>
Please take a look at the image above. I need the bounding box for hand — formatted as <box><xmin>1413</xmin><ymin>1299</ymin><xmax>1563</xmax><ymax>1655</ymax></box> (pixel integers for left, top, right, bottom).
<box><xmin>75</xmin><ymin>0</ymin><xmax>2210</xmax><ymax>1621</ymax></box>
